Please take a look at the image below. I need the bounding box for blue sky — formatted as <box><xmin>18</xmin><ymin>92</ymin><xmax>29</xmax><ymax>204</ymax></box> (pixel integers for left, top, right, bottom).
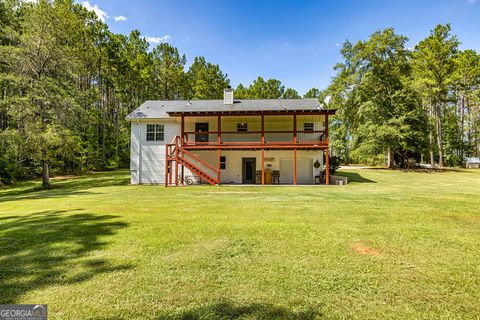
<box><xmin>80</xmin><ymin>0</ymin><xmax>480</xmax><ymax>95</ymax></box>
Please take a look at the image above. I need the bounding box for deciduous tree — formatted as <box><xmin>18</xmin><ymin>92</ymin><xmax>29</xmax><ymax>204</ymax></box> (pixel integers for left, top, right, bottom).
<box><xmin>412</xmin><ymin>24</ymin><xmax>459</xmax><ymax>167</ymax></box>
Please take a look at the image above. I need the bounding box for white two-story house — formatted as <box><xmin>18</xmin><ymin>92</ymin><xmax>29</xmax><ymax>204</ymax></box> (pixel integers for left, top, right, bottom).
<box><xmin>127</xmin><ymin>88</ymin><xmax>335</xmax><ymax>186</ymax></box>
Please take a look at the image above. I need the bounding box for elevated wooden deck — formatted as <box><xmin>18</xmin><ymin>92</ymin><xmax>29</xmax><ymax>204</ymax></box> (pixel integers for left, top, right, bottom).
<box><xmin>166</xmin><ymin>110</ymin><xmax>332</xmax><ymax>186</ymax></box>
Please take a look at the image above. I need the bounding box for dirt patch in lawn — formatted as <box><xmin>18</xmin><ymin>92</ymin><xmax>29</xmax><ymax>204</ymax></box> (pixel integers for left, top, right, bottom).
<box><xmin>455</xmin><ymin>215</ymin><xmax>480</xmax><ymax>224</ymax></box>
<box><xmin>351</xmin><ymin>242</ymin><xmax>382</xmax><ymax>257</ymax></box>
<box><xmin>462</xmin><ymin>215</ymin><xmax>480</xmax><ymax>223</ymax></box>
<box><xmin>447</xmin><ymin>214</ymin><xmax>480</xmax><ymax>224</ymax></box>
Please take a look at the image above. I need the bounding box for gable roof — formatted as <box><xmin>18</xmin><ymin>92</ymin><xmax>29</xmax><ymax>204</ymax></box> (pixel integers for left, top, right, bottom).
<box><xmin>126</xmin><ymin>99</ymin><xmax>333</xmax><ymax>120</ymax></box>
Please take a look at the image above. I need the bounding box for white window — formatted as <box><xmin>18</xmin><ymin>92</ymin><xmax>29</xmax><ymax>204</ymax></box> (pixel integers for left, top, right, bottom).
<box><xmin>304</xmin><ymin>123</ymin><xmax>314</xmax><ymax>132</ymax></box>
<box><xmin>146</xmin><ymin>124</ymin><xmax>164</xmax><ymax>141</ymax></box>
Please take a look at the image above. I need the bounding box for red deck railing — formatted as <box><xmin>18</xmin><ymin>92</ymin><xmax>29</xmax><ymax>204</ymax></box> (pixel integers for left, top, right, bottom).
<box><xmin>182</xmin><ymin>130</ymin><xmax>327</xmax><ymax>146</ymax></box>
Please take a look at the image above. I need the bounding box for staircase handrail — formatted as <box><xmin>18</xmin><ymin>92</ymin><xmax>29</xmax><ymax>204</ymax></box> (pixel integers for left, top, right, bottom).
<box><xmin>180</xmin><ymin>148</ymin><xmax>219</xmax><ymax>174</ymax></box>
<box><xmin>170</xmin><ymin>135</ymin><xmax>181</xmax><ymax>145</ymax></box>
<box><xmin>177</xmin><ymin>157</ymin><xmax>218</xmax><ymax>184</ymax></box>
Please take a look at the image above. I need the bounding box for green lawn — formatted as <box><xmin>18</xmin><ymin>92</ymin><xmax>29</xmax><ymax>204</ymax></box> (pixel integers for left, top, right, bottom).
<box><xmin>1</xmin><ymin>169</ymin><xmax>479</xmax><ymax>319</ymax></box>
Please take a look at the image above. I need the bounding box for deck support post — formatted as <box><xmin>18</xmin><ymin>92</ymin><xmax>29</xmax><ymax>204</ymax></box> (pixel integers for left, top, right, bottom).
<box><xmin>169</xmin><ymin>157</ymin><xmax>173</xmax><ymax>186</ymax></box>
<box><xmin>217</xmin><ymin>115</ymin><xmax>221</xmax><ymax>184</ymax></box>
<box><xmin>261</xmin><ymin>113</ymin><xmax>265</xmax><ymax>185</ymax></box>
<box><xmin>293</xmin><ymin>148</ymin><xmax>297</xmax><ymax>185</ymax></box>
<box><xmin>175</xmin><ymin>146</ymin><xmax>178</xmax><ymax>186</ymax></box>
<box><xmin>181</xmin><ymin>163</ymin><xmax>184</xmax><ymax>186</ymax></box>
<box><xmin>325</xmin><ymin>148</ymin><xmax>330</xmax><ymax>185</ymax></box>
<box><xmin>293</xmin><ymin>112</ymin><xmax>297</xmax><ymax>185</ymax></box>
<box><xmin>180</xmin><ymin>115</ymin><xmax>185</xmax><ymax>185</ymax></box>
<box><xmin>181</xmin><ymin>114</ymin><xmax>185</xmax><ymax>144</ymax></box>
<box><xmin>165</xmin><ymin>145</ymin><xmax>169</xmax><ymax>187</ymax></box>
<box><xmin>325</xmin><ymin>113</ymin><xmax>329</xmax><ymax>185</ymax></box>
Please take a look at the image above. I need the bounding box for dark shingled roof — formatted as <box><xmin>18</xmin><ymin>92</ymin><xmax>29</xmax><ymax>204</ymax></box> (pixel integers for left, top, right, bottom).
<box><xmin>127</xmin><ymin>99</ymin><xmax>331</xmax><ymax>120</ymax></box>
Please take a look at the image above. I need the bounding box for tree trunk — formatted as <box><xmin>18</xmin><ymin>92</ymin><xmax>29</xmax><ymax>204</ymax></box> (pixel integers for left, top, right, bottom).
<box><xmin>467</xmin><ymin>98</ymin><xmax>472</xmax><ymax>155</ymax></box>
<box><xmin>460</xmin><ymin>94</ymin><xmax>465</xmax><ymax>159</ymax></box>
<box><xmin>42</xmin><ymin>161</ymin><xmax>50</xmax><ymax>189</ymax></box>
<box><xmin>428</xmin><ymin>99</ymin><xmax>435</xmax><ymax>167</ymax></box>
<box><xmin>387</xmin><ymin>147</ymin><xmax>394</xmax><ymax>169</ymax></box>
<box><xmin>436</xmin><ymin>100</ymin><xmax>445</xmax><ymax>167</ymax></box>
<box><xmin>429</xmin><ymin>130</ymin><xmax>435</xmax><ymax>167</ymax></box>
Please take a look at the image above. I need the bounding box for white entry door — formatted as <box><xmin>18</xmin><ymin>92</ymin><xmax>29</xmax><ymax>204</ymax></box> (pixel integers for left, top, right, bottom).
<box><xmin>279</xmin><ymin>158</ymin><xmax>313</xmax><ymax>184</ymax></box>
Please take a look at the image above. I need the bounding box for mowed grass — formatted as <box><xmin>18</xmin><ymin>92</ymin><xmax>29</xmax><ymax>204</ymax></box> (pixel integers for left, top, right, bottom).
<box><xmin>0</xmin><ymin>169</ymin><xmax>479</xmax><ymax>319</ymax></box>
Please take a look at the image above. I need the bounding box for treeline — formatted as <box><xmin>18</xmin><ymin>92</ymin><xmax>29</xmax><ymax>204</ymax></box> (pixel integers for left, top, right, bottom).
<box><xmin>1</xmin><ymin>1</ymin><xmax>479</xmax><ymax>186</ymax></box>
<box><xmin>234</xmin><ymin>77</ymin><xmax>320</xmax><ymax>99</ymax></box>
<box><xmin>0</xmin><ymin>0</ymin><xmax>231</xmax><ymax>186</ymax></box>
<box><xmin>0</xmin><ymin>0</ymin><xmax>320</xmax><ymax>186</ymax></box>
<box><xmin>326</xmin><ymin>25</ymin><xmax>480</xmax><ymax>168</ymax></box>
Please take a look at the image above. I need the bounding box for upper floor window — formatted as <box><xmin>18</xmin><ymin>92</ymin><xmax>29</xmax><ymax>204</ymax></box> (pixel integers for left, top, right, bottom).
<box><xmin>146</xmin><ymin>124</ymin><xmax>164</xmax><ymax>141</ymax></box>
<box><xmin>304</xmin><ymin>123</ymin><xmax>314</xmax><ymax>132</ymax></box>
<box><xmin>237</xmin><ymin>123</ymin><xmax>248</xmax><ymax>132</ymax></box>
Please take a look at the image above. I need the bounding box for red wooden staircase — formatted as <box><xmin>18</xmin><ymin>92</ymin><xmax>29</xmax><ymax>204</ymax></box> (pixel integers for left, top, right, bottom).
<box><xmin>165</xmin><ymin>136</ymin><xmax>219</xmax><ymax>186</ymax></box>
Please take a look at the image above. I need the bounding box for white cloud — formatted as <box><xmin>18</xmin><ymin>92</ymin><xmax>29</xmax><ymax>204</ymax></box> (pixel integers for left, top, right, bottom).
<box><xmin>114</xmin><ymin>15</ymin><xmax>127</xmax><ymax>22</ymax></box>
<box><xmin>145</xmin><ymin>35</ymin><xmax>171</xmax><ymax>44</ymax></box>
<box><xmin>82</xmin><ymin>1</ymin><xmax>108</xmax><ymax>22</ymax></box>
<box><xmin>467</xmin><ymin>0</ymin><xmax>477</xmax><ymax>3</ymax></box>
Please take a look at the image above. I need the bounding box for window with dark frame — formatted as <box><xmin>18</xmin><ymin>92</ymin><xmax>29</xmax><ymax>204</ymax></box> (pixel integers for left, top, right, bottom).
<box><xmin>220</xmin><ymin>156</ymin><xmax>226</xmax><ymax>170</ymax></box>
<box><xmin>304</xmin><ymin>123</ymin><xmax>314</xmax><ymax>132</ymax></box>
<box><xmin>237</xmin><ymin>123</ymin><xmax>248</xmax><ymax>132</ymax></box>
<box><xmin>146</xmin><ymin>124</ymin><xmax>164</xmax><ymax>141</ymax></box>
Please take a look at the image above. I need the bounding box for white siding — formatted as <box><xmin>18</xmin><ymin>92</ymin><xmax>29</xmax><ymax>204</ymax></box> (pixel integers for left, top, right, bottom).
<box><xmin>130</xmin><ymin>122</ymin><xmax>141</xmax><ymax>184</ymax></box>
<box><xmin>130</xmin><ymin>119</ymin><xmax>182</xmax><ymax>184</ymax></box>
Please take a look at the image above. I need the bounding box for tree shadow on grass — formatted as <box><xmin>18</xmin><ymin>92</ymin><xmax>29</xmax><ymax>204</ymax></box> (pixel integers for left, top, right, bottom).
<box><xmin>0</xmin><ymin>209</ymin><xmax>131</xmax><ymax>303</ymax></box>
<box><xmin>0</xmin><ymin>171</ymin><xmax>130</xmax><ymax>203</ymax></box>
<box><xmin>336</xmin><ymin>171</ymin><xmax>376</xmax><ymax>183</ymax></box>
<box><xmin>155</xmin><ymin>300</ymin><xmax>321</xmax><ymax>320</ymax></box>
